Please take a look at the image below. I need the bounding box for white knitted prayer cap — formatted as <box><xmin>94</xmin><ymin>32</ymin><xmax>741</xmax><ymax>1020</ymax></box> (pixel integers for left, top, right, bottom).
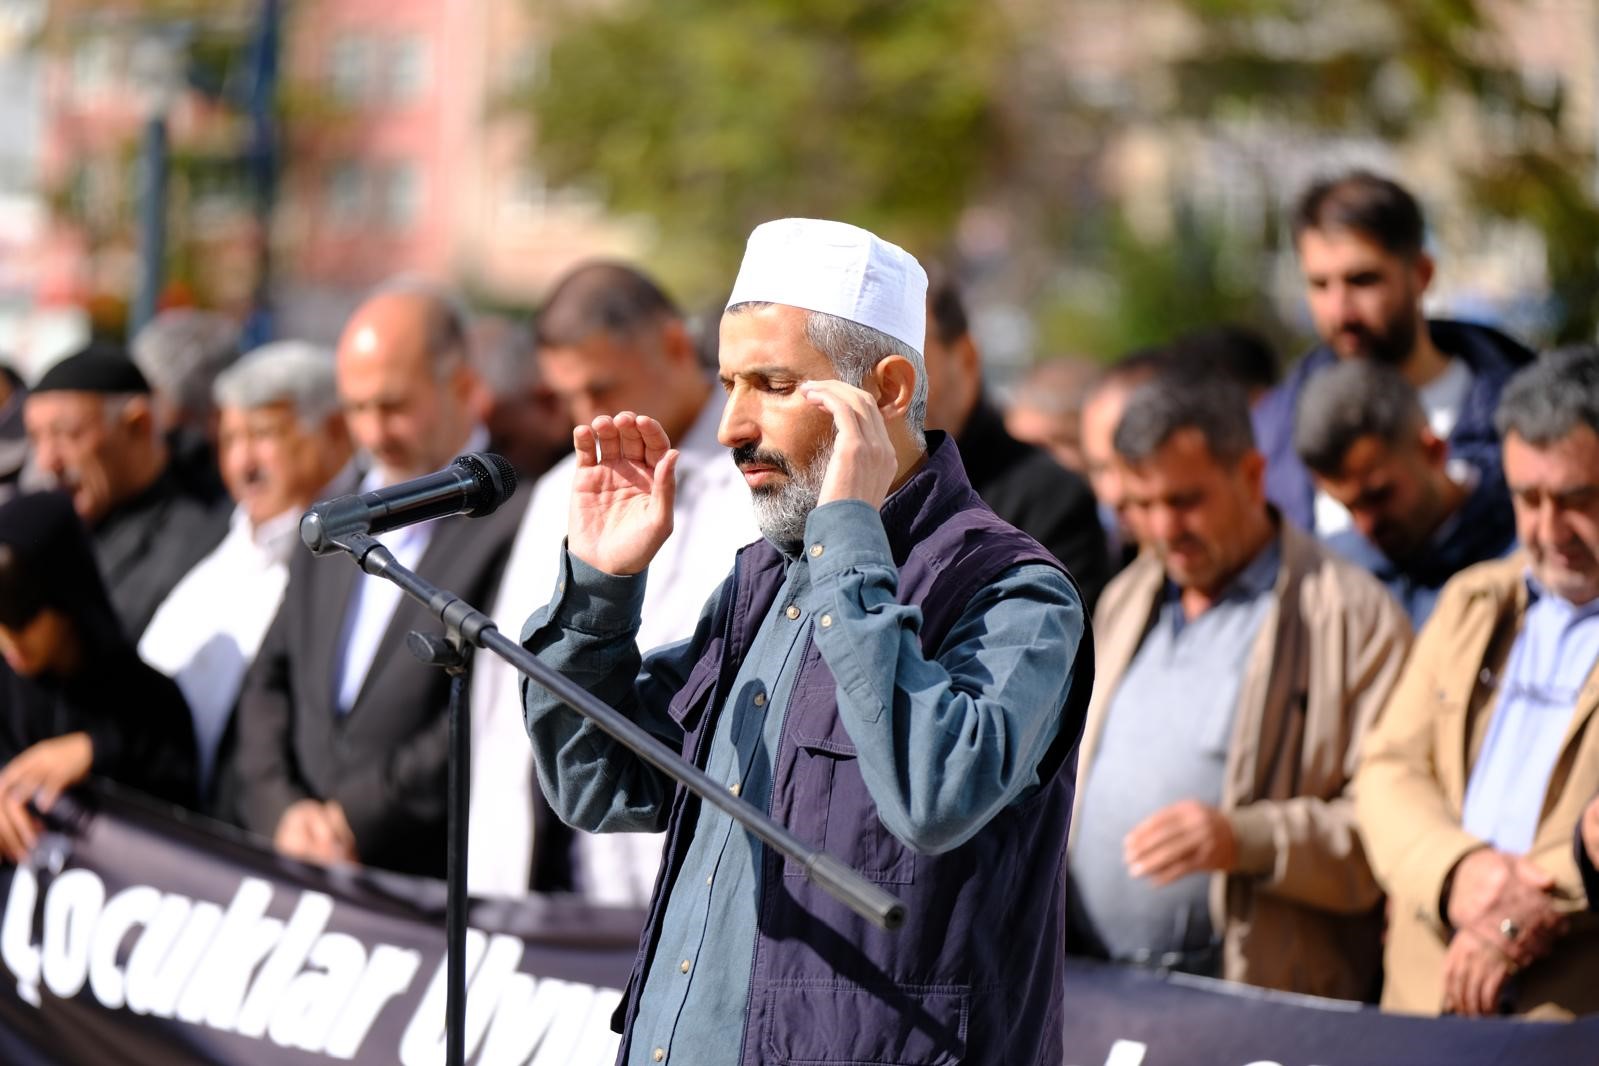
<box><xmin>726</xmin><ymin>218</ymin><xmax>927</xmax><ymax>356</ymax></box>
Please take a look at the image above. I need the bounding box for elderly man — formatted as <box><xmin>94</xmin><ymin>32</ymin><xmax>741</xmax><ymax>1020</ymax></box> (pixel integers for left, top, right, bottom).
<box><xmin>1254</xmin><ymin>171</ymin><xmax>1532</xmax><ymax>533</ymax></box>
<box><xmin>921</xmin><ymin>271</ymin><xmax>1109</xmax><ymax>606</ymax></box>
<box><xmin>139</xmin><ymin>342</ymin><xmax>355</xmax><ymax>807</ymax></box>
<box><xmin>234</xmin><ymin>281</ymin><xmax>526</xmax><ymax>878</ymax></box>
<box><xmin>1295</xmin><ymin>360</ymin><xmax>1517</xmax><ymax>626</ymax></box>
<box><xmin>522</xmin><ymin>220</ymin><xmax>1090</xmax><ymax>1064</ymax></box>
<box><xmin>1068</xmin><ymin>374</ymin><xmax>1410</xmax><ymax>1001</ymax></box>
<box><xmin>1356</xmin><ymin>345</ymin><xmax>1599</xmax><ymax>1018</ymax></box>
<box><xmin>469</xmin><ymin>261</ymin><xmax>759</xmax><ymax>900</ymax></box>
<box><xmin>23</xmin><ymin>344</ymin><xmax>227</xmax><ymax>639</ymax></box>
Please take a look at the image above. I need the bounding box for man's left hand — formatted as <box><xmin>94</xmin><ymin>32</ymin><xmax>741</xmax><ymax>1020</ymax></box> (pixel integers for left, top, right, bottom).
<box><xmin>0</xmin><ymin>732</ymin><xmax>94</xmax><ymax>863</ymax></box>
<box><xmin>801</xmin><ymin>380</ymin><xmax>898</xmax><ymax>510</ymax></box>
<box><xmin>1124</xmin><ymin>799</ymin><xmax>1238</xmax><ymax>885</ymax></box>
<box><xmin>1442</xmin><ymin>925</ymin><xmax>1516</xmax><ymax>1017</ymax></box>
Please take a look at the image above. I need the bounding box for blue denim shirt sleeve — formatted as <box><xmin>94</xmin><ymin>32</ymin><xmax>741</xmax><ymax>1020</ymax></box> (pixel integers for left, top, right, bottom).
<box><xmin>519</xmin><ymin>545</ymin><xmax>720</xmax><ymax>834</ymax></box>
<box><xmin>802</xmin><ymin>498</ymin><xmax>1085</xmax><ymax>855</ymax></box>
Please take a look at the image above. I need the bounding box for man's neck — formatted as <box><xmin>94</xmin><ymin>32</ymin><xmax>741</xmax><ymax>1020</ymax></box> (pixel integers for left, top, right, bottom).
<box><xmin>1179</xmin><ymin>514</ymin><xmax>1275</xmax><ymax>621</ymax></box>
<box><xmin>1414</xmin><ymin>472</ymin><xmax>1470</xmax><ymax>554</ymax></box>
<box><xmin>1402</xmin><ymin>321</ymin><xmax>1451</xmax><ymax>389</ymax></box>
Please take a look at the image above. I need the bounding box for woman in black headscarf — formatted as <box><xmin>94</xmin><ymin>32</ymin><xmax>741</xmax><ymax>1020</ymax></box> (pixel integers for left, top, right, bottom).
<box><xmin>0</xmin><ymin>491</ymin><xmax>196</xmax><ymax>860</ymax></box>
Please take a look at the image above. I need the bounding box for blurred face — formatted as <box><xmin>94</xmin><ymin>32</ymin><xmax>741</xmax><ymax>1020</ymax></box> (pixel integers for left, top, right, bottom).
<box><xmin>1120</xmin><ymin>428</ymin><xmax>1269</xmax><ymax>595</ymax></box>
<box><xmin>23</xmin><ymin>391</ymin><xmax>146</xmax><ymax>524</ymax></box>
<box><xmin>0</xmin><ymin>609</ymin><xmax>75</xmax><ymax>678</ymax></box>
<box><xmin>920</xmin><ymin>315</ymin><xmax>978</xmax><ymax>435</ymax></box>
<box><xmin>717</xmin><ymin>304</ymin><xmax>843</xmax><ymax>547</ymax></box>
<box><xmin>336</xmin><ymin>315</ymin><xmax>473</xmax><ymax>483</ymax></box>
<box><xmin>1313</xmin><ymin>433</ymin><xmax>1448</xmax><ymax>561</ymax></box>
<box><xmin>538</xmin><ymin>329</ymin><xmax>672</xmax><ymax>430</ymax></box>
<box><xmin>1505</xmin><ymin>427</ymin><xmax>1599</xmax><ymax>605</ymax></box>
<box><xmin>1081</xmin><ymin>383</ymin><xmax>1132</xmax><ymax>523</ymax></box>
<box><xmin>1298</xmin><ymin>228</ymin><xmax>1429</xmax><ymax>366</ymax></box>
<box><xmin>1006</xmin><ymin>402</ymin><xmax>1083</xmax><ymax>472</ymax></box>
<box><xmin>218</xmin><ymin>402</ymin><xmax>347</xmax><ymax>527</ymax></box>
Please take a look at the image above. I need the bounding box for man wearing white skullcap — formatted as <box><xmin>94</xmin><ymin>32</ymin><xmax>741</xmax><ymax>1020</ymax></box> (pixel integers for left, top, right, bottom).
<box><xmin>522</xmin><ymin>218</ymin><xmax>1091</xmax><ymax>1065</ymax></box>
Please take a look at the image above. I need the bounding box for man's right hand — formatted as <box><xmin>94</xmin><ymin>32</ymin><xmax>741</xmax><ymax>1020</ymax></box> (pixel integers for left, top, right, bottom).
<box><xmin>274</xmin><ymin>799</ymin><xmax>358</xmax><ymax>866</ymax></box>
<box><xmin>1446</xmin><ymin>848</ymin><xmax>1566</xmax><ymax>967</ymax></box>
<box><xmin>567</xmin><ymin>412</ymin><xmax>679</xmax><ymax>577</ymax></box>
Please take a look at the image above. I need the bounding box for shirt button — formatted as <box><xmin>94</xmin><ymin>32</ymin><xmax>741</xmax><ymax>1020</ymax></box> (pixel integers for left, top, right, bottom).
<box><xmin>680</xmin><ymin>959</ymin><xmax>691</xmax><ymax>974</ymax></box>
<box><xmin>810</xmin><ymin>543</ymin><xmax>824</xmax><ymax>558</ymax></box>
<box><xmin>729</xmin><ymin>782</ymin><xmax>741</xmax><ymax>796</ymax></box>
<box><xmin>753</xmin><ymin>691</ymin><xmax>766</xmax><ymax>707</ymax></box>
<box><xmin>653</xmin><ymin>1049</ymin><xmax>665</xmax><ymax>1062</ymax></box>
<box><xmin>785</xmin><ymin>604</ymin><xmax>800</xmax><ymax>620</ymax></box>
<box><xmin>706</xmin><ymin>873</ymin><xmax>714</xmax><ymax>885</ymax></box>
<box><xmin>820</xmin><ymin>613</ymin><xmax>833</xmax><ymax>628</ymax></box>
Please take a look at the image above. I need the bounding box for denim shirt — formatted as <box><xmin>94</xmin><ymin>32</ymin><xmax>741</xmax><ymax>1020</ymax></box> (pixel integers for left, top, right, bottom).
<box><xmin>521</xmin><ymin>499</ymin><xmax>1082</xmax><ymax>1066</ymax></box>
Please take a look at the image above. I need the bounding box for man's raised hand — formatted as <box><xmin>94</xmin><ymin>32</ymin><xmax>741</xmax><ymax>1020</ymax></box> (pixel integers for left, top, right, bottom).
<box><xmin>568</xmin><ymin>412</ymin><xmax>679</xmax><ymax>576</ymax></box>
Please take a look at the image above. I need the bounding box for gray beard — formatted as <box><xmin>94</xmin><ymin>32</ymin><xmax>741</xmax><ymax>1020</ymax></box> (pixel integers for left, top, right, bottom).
<box><xmin>750</xmin><ymin>436</ymin><xmax>834</xmax><ymax>553</ymax></box>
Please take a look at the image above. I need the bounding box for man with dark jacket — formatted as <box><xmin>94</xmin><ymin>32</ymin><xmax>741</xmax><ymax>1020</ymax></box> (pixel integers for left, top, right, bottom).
<box><xmin>1253</xmin><ymin>170</ymin><xmax>1533</xmax><ymax>534</ymax></box>
<box><xmin>0</xmin><ymin>492</ymin><xmax>197</xmax><ymax>859</ymax></box>
<box><xmin>1294</xmin><ymin>360</ymin><xmax>1517</xmax><ymax>626</ymax></box>
<box><xmin>922</xmin><ymin>270</ymin><xmax>1110</xmax><ymax>606</ymax></box>
<box><xmin>524</xmin><ymin>220</ymin><xmax>1090</xmax><ymax>1065</ymax></box>
<box><xmin>23</xmin><ymin>345</ymin><xmax>227</xmax><ymax>639</ymax></box>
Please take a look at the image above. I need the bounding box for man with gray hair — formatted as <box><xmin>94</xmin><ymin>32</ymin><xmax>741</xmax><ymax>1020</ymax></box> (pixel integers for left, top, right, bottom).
<box><xmin>522</xmin><ymin>219</ymin><xmax>1090</xmax><ymax>1063</ymax></box>
<box><xmin>131</xmin><ymin>308</ymin><xmax>242</xmax><ymax>507</ymax></box>
<box><xmin>1357</xmin><ymin>345</ymin><xmax>1599</xmax><ymax>1018</ymax></box>
<box><xmin>139</xmin><ymin>341</ymin><xmax>356</xmax><ymax>810</ymax></box>
<box><xmin>1068</xmin><ymin>374</ymin><xmax>1410</xmax><ymax>1001</ymax></box>
<box><xmin>1295</xmin><ymin>360</ymin><xmax>1517</xmax><ymax>626</ymax></box>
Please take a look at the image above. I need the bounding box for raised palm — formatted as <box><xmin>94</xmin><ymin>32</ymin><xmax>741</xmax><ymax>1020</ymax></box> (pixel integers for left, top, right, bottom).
<box><xmin>567</xmin><ymin>412</ymin><xmax>679</xmax><ymax>576</ymax></box>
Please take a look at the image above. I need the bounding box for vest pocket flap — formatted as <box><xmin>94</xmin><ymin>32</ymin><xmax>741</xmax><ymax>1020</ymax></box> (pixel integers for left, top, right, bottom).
<box><xmin>792</xmin><ymin>729</ymin><xmax>858</xmax><ymax>758</ymax></box>
<box><xmin>665</xmin><ymin>649</ymin><xmax>721</xmax><ymax>731</ymax></box>
<box><xmin>762</xmin><ymin>981</ymin><xmax>968</xmax><ymax>1065</ymax></box>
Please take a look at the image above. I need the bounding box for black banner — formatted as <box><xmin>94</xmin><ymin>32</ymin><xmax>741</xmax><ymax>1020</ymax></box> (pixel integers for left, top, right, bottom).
<box><xmin>1</xmin><ymin>784</ymin><xmax>1595</xmax><ymax>1066</ymax></box>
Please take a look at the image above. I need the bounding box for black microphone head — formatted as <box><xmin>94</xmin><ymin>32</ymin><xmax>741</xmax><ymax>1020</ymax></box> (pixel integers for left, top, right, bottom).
<box><xmin>454</xmin><ymin>452</ymin><xmax>518</xmax><ymax>517</ymax></box>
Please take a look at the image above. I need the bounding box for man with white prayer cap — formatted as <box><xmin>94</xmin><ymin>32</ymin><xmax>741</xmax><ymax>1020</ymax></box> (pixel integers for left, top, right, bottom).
<box><xmin>522</xmin><ymin>218</ymin><xmax>1093</xmax><ymax>1065</ymax></box>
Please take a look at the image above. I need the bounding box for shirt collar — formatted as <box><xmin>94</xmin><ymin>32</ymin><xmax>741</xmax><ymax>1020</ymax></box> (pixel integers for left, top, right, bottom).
<box><xmin>1161</xmin><ymin>531</ymin><xmax>1282</xmax><ymax>612</ymax></box>
<box><xmin>1522</xmin><ymin>570</ymin><xmax>1599</xmax><ymax>622</ymax></box>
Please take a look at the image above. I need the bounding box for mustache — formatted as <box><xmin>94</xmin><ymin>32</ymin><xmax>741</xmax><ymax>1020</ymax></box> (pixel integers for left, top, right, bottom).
<box><xmin>731</xmin><ymin>444</ymin><xmax>794</xmax><ymax>477</ymax></box>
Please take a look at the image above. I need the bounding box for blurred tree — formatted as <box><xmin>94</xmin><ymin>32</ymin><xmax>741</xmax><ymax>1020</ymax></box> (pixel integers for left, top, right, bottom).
<box><xmin>516</xmin><ymin>0</ymin><xmax>1023</xmax><ymax>299</ymax></box>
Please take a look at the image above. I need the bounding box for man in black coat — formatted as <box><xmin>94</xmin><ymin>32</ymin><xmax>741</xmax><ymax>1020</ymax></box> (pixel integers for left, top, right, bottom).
<box><xmin>0</xmin><ymin>491</ymin><xmax>197</xmax><ymax>860</ymax></box>
<box><xmin>233</xmin><ymin>281</ymin><xmax>528</xmax><ymax>880</ymax></box>
<box><xmin>23</xmin><ymin>345</ymin><xmax>227</xmax><ymax>639</ymax></box>
<box><xmin>922</xmin><ymin>271</ymin><xmax>1110</xmax><ymax>606</ymax></box>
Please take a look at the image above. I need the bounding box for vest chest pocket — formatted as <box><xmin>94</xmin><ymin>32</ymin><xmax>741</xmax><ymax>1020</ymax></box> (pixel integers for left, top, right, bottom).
<box><xmin>665</xmin><ymin>643</ymin><xmax>722</xmax><ymax>758</ymax></box>
<box><xmin>761</xmin><ymin>980</ymin><xmax>967</xmax><ymax>1065</ymax></box>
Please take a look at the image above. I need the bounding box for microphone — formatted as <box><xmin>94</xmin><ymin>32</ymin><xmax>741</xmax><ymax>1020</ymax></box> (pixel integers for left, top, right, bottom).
<box><xmin>300</xmin><ymin>452</ymin><xmax>517</xmax><ymax>555</ymax></box>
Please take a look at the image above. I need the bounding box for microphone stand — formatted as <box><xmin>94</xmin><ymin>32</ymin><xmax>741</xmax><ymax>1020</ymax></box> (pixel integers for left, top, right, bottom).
<box><xmin>324</xmin><ymin>529</ymin><xmax>905</xmax><ymax>1066</ymax></box>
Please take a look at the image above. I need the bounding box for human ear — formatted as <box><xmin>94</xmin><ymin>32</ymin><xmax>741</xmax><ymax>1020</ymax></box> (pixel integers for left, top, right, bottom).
<box><xmin>872</xmin><ymin>355</ymin><xmax>918</xmax><ymax>423</ymax></box>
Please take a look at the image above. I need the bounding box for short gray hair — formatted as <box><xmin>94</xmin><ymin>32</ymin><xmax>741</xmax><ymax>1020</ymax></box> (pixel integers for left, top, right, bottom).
<box><xmin>726</xmin><ymin>302</ymin><xmax>928</xmax><ymax>446</ymax></box>
<box><xmin>1113</xmin><ymin>374</ymin><xmax>1255</xmax><ymax>466</ymax></box>
<box><xmin>1294</xmin><ymin>361</ymin><xmax>1425</xmax><ymax>476</ymax></box>
<box><xmin>1495</xmin><ymin>345</ymin><xmax>1599</xmax><ymax>446</ymax></box>
<box><xmin>130</xmin><ymin>309</ymin><xmax>240</xmax><ymax>415</ymax></box>
<box><xmin>213</xmin><ymin>341</ymin><xmax>340</xmax><ymax>427</ymax></box>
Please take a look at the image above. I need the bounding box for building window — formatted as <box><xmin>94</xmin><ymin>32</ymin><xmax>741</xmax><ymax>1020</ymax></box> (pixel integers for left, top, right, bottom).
<box><xmin>388</xmin><ymin>38</ymin><xmax>430</xmax><ymax>102</ymax></box>
<box><xmin>328</xmin><ymin>35</ymin><xmax>373</xmax><ymax>105</ymax></box>
<box><xmin>326</xmin><ymin>161</ymin><xmax>365</xmax><ymax>226</ymax></box>
<box><xmin>381</xmin><ymin>163</ymin><xmax>422</xmax><ymax>231</ymax></box>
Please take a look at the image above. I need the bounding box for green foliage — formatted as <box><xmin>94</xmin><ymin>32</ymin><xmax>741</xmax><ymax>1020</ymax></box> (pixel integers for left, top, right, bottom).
<box><xmin>519</xmin><ymin>0</ymin><xmax>1014</xmax><ymax>298</ymax></box>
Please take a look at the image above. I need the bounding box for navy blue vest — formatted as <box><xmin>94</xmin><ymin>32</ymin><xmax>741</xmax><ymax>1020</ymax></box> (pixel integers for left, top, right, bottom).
<box><xmin>616</xmin><ymin>435</ymin><xmax>1093</xmax><ymax>1065</ymax></box>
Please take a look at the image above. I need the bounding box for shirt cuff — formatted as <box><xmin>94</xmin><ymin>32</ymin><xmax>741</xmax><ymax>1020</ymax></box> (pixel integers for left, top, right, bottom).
<box><xmin>545</xmin><ymin>544</ymin><xmax>648</xmax><ymax>636</ymax></box>
<box><xmin>802</xmin><ymin>499</ymin><xmax>894</xmax><ymax>580</ymax></box>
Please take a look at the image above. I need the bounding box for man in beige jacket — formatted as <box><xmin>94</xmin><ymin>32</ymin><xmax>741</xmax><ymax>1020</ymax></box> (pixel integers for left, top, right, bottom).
<box><xmin>1067</xmin><ymin>374</ymin><xmax>1411</xmax><ymax>1001</ymax></box>
<box><xmin>1356</xmin><ymin>345</ymin><xmax>1599</xmax><ymax>1019</ymax></box>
